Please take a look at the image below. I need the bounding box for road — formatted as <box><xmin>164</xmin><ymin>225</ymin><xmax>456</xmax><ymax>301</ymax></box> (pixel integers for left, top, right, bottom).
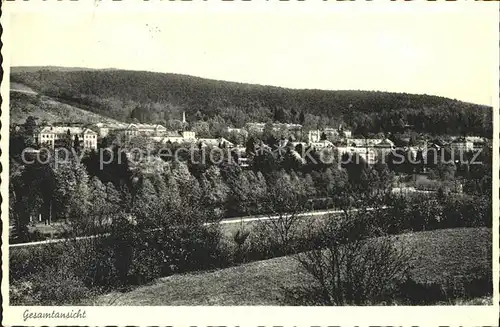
<box><xmin>391</xmin><ymin>187</ymin><xmax>435</xmax><ymax>194</ymax></box>
<box><xmin>9</xmin><ymin>206</ymin><xmax>388</xmax><ymax>248</ymax></box>
<box><xmin>11</xmin><ymin>88</ymin><xmax>38</xmax><ymax>95</ymax></box>
<box><xmin>219</xmin><ymin>206</ymin><xmax>386</xmax><ymax>225</ymax></box>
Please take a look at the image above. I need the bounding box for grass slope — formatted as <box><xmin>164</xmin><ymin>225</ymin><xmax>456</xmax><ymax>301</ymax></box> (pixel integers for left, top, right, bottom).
<box><xmin>10</xmin><ymin>86</ymin><xmax>121</xmax><ymax>125</ymax></box>
<box><xmin>92</xmin><ymin>227</ymin><xmax>492</xmax><ymax>306</ymax></box>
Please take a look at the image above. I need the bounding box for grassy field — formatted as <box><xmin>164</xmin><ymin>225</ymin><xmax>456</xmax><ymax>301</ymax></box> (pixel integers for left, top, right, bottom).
<box><xmin>10</xmin><ymin>86</ymin><xmax>121</xmax><ymax>125</ymax></box>
<box><xmin>91</xmin><ymin>227</ymin><xmax>492</xmax><ymax>306</ymax></box>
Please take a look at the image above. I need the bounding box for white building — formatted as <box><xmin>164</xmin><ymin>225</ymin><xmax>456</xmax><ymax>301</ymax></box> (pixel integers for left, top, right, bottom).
<box><xmin>151</xmin><ymin>130</ymin><xmax>196</xmax><ymax>144</ymax></box>
<box><xmin>94</xmin><ymin>122</ymin><xmax>128</xmax><ymax>137</ymax></box>
<box><xmin>343</xmin><ymin>130</ymin><xmax>352</xmax><ymax>138</ymax></box>
<box><xmin>349</xmin><ymin>138</ymin><xmax>384</xmax><ymax>147</ymax></box>
<box><xmin>450</xmin><ymin>138</ymin><xmax>474</xmax><ymax>152</ymax></box>
<box><xmin>310</xmin><ymin>139</ymin><xmax>334</xmax><ymax>150</ymax></box>
<box><xmin>226</xmin><ymin>127</ymin><xmax>247</xmax><ymax>134</ymax></box>
<box><xmin>309</xmin><ymin>126</ymin><xmax>352</xmax><ymax>143</ymax></box>
<box><xmin>35</xmin><ymin>126</ymin><xmax>98</xmax><ymax>150</ymax></box>
<box><xmin>199</xmin><ymin>137</ymin><xmax>234</xmax><ymax>148</ymax></box>
<box><xmin>308</xmin><ymin>130</ymin><xmax>322</xmax><ymax>143</ymax></box>
<box><xmin>121</xmin><ymin>123</ymin><xmax>167</xmax><ymax>138</ymax></box>
<box><xmin>245</xmin><ymin>122</ymin><xmax>303</xmax><ymax>133</ymax></box>
<box><xmin>94</xmin><ymin>122</ymin><xmax>167</xmax><ymax>138</ymax></box>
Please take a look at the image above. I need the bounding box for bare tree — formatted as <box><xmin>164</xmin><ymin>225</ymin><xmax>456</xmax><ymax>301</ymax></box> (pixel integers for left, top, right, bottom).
<box><xmin>292</xmin><ymin>210</ymin><xmax>414</xmax><ymax>305</ymax></box>
<box><xmin>258</xmin><ymin>170</ymin><xmax>308</xmax><ymax>255</ymax></box>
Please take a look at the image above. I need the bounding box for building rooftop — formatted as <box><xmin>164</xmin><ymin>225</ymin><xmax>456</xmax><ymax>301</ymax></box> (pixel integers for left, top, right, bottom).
<box><xmin>38</xmin><ymin>126</ymin><xmax>97</xmax><ymax>135</ymax></box>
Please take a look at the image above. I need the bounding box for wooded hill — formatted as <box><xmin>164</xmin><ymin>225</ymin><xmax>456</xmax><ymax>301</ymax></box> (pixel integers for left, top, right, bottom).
<box><xmin>11</xmin><ymin>67</ymin><xmax>492</xmax><ymax>137</ymax></box>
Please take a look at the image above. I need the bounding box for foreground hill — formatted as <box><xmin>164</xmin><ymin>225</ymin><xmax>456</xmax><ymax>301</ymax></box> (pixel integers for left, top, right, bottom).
<box><xmin>92</xmin><ymin>227</ymin><xmax>491</xmax><ymax>305</ymax></box>
<box><xmin>11</xmin><ymin>67</ymin><xmax>492</xmax><ymax>136</ymax></box>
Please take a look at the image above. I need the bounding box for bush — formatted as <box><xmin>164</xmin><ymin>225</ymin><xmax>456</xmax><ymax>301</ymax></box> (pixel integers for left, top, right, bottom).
<box><xmin>385</xmin><ymin>193</ymin><xmax>491</xmax><ymax>233</ymax></box>
<box><xmin>12</xmin><ymin>267</ymin><xmax>93</xmax><ymax>306</ymax></box>
<box><xmin>10</xmin><ymin>188</ymin><xmax>491</xmax><ymax>305</ymax></box>
<box><xmin>9</xmin><ymin>241</ymin><xmax>101</xmax><ymax>305</ymax></box>
<box><xmin>293</xmin><ymin>212</ymin><xmax>414</xmax><ymax>305</ymax></box>
<box><xmin>240</xmin><ymin>218</ymin><xmax>321</xmax><ymax>263</ymax></box>
<box><xmin>395</xmin><ymin>274</ymin><xmax>493</xmax><ymax>305</ymax></box>
<box><xmin>232</xmin><ymin>227</ymin><xmax>251</xmax><ymax>263</ymax></box>
<box><xmin>107</xmin><ymin>209</ymin><xmax>226</xmax><ymax>286</ymax></box>
<box><xmin>10</xmin><ymin>244</ymin><xmax>68</xmax><ymax>281</ymax></box>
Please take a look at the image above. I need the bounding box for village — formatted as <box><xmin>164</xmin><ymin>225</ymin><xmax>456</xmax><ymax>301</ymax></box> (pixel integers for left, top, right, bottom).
<box><xmin>4</xmin><ymin>1</ymin><xmax>497</xmax><ymax>320</ymax></box>
<box><xmin>24</xmin><ymin>111</ymin><xmax>489</xmax><ymax>169</ymax></box>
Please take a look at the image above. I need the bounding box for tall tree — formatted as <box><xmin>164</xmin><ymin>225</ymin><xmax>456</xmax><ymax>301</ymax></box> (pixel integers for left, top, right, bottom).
<box><xmin>299</xmin><ymin>111</ymin><xmax>305</xmax><ymax>125</ymax></box>
<box><xmin>273</xmin><ymin>107</ymin><xmax>286</xmax><ymax>123</ymax></box>
<box><xmin>132</xmin><ymin>178</ymin><xmax>159</xmax><ymax>224</ymax></box>
<box><xmin>290</xmin><ymin>108</ymin><xmax>298</xmax><ymax>124</ymax></box>
<box><xmin>200</xmin><ymin>166</ymin><xmax>229</xmax><ymax>218</ymax></box>
<box><xmin>53</xmin><ymin>159</ymin><xmax>91</xmax><ymax>223</ymax></box>
<box><xmin>24</xmin><ymin>116</ymin><xmax>38</xmax><ymax>135</ymax></box>
<box><xmin>73</xmin><ymin>134</ymin><xmax>81</xmax><ymax>152</ymax></box>
<box><xmin>62</xmin><ymin>129</ymin><xmax>73</xmax><ymax>150</ymax></box>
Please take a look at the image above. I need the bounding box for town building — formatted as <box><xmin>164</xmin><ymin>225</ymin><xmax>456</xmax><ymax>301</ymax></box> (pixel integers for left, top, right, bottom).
<box><xmin>449</xmin><ymin>137</ymin><xmax>486</xmax><ymax>152</ymax></box>
<box><xmin>273</xmin><ymin>123</ymin><xmax>302</xmax><ymax>132</ymax></box>
<box><xmin>308</xmin><ymin>130</ymin><xmax>322</xmax><ymax>143</ymax></box>
<box><xmin>35</xmin><ymin>126</ymin><xmax>98</xmax><ymax>150</ymax></box>
<box><xmin>374</xmin><ymin>138</ymin><xmax>395</xmax><ymax>149</ymax></box>
<box><xmin>226</xmin><ymin>127</ymin><xmax>247</xmax><ymax>134</ymax></box>
<box><xmin>198</xmin><ymin>137</ymin><xmax>234</xmax><ymax>148</ymax></box>
<box><xmin>245</xmin><ymin>122</ymin><xmax>303</xmax><ymax>133</ymax></box>
<box><xmin>94</xmin><ymin>122</ymin><xmax>167</xmax><ymax>138</ymax></box>
<box><xmin>308</xmin><ymin>126</ymin><xmax>352</xmax><ymax>143</ymax></box>
<box><xmin>353</xmin><ymin>147</ymin><xmax>377</xmax><ymax>164</ymax></box>
<box><xmin>342</xmin><ymin>130</ymin><xmax>352</xmax><ymax>138</ymax></box>
<box><xmin>151</xmin><ymin>130</ymin><xmax>196</xmax><ymax>144</ymax></box>
<box><xmin>374</xmin><ymin>138</ymin><xmax>396</xmax><ymax>159</ymax></box>
<box><xmin>335</xmin><ymin>145</ymin><xmax>376</xmax><ymax>164</ymax></box>
<box><xmin>245</xmin><ymin>122</ymin><xmax>266</xmax><ymax>133</ymax></box>
<box><xmin>120</xmin><ymin>123</ymin><xmax>167</xmax><ymax>138</ymax></box>
<box><xmin>349</xmin><ymin>138</ymin><xmax>383</xmax><ymax>147</ymax></box>
<box><xmin>94</xmin><ymin>122</ymin><xmax>127</xmax><ymax>137</ymax></box>
<box><xmin>465</xmin><ymin>136</ymin><xmax>486</xmax><ymax>151</ymax></box>
<box><xmin>310</xmin><ymin>139</ymin><xmax>334</xmax><ymax>150</ymax></box>
<box><xmin>323</xmin><ymin>128</ymin><xmax>340</xmax><ymax>138</ymax></box>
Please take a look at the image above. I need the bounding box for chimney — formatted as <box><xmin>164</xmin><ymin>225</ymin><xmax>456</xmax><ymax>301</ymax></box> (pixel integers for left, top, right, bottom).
<box><xmin>182</xmin><ymin>111</ymin><xmax>186</xmax><ymax>124</ymax></box>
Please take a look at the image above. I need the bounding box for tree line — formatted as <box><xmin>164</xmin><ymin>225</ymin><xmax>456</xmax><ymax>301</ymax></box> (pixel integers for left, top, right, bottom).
<box><xmin>9</xmin><ymin>131</ymin><xmax>491</xmax><ymax>243</ymax></box>
<box><xmin>12</xmin><ymin>69</ymin><xmax>492</xmax><ymax>137</ymax></box>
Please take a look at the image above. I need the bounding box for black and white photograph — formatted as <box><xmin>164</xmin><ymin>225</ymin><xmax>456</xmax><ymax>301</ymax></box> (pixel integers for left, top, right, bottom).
<box><xmin>1</xmin><ymin>1</ymin><xmax>498</xmax><ymax>325</ymax></box>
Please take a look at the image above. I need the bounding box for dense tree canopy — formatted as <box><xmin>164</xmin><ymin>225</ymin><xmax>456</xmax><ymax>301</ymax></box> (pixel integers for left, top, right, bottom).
<box><xmin>11</xmin><ymin>69</ymin><xmax>492</xmax><ymax>137</ymax></box>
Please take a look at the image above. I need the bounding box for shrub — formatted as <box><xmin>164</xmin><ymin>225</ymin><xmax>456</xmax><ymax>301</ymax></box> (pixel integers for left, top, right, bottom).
<box><xmin>10</xmin><ymin>242</ymin><xmax>99</xmax><ymax>305</ymax></box>
<box><xmin>292</xmin><ymin>213</ymin><xmax>414</xmax><ymax>305</ymax></box>
<box><xmin>10</xmin><ymin>244</ymin><xmax>68</xmax><ymax>281</ymax></box>
<box><xmin>154</xmin><ymin>224</ymin><xmax>225</xmax><ymax>274</ymax></box>
<box><xmin>107</xmin><ymin>208</ymin><xmax>226</xmax><ymax>286</ymax></box>
<box><xmin>243</xmin><ymin>223</ymin><xmax>285</xmax><ymax>261</ymax></box>
<box><xmin>26</xmin><ymin>267</ymin><xmax>92</xmax><ymax>305</ymax></box>
<box><xmin>395</xmin><ymin>274</ymin><xmax>493</xmax><ymax>305</ymax></box>
<box><xmin>385</xmin><ymin>193</ymin><xmax>491</xmax><ymax>233</ymax></box>
<box><xmin>232</xmin><ymin>227</ymin><xmax>251</xmax><ymax>263</ymax></box>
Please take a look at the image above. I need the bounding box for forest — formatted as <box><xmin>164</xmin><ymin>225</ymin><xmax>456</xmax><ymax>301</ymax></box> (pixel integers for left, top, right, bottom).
<box><xmin>9</xmin><ymin>133</ymin><xmax>492</xmax><ymax>244</ymax></box>
<box><xmin>11</xmin><ymin>68</ymin><xmax>493</xmax><ymax>137</ymax></box>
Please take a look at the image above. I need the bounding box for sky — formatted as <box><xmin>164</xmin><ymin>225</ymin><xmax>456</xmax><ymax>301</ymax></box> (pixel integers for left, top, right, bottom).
<box><xmin>7</xmin><ymin>2</ymin><xmax>499</xmax><ymax>106</ymax></box>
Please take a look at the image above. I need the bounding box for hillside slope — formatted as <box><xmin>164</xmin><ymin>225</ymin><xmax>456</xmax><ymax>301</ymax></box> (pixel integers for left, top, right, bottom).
<box><xmin>10</xmin><ymin>85</ymin><xmax>121</xmax><ymax>125</ymax></box>
<box><xmin>11</xmin><ymin>67</ymin><xmax>492</xmax><ymax>136</ymax></box>
<box><xmin>92</xmin><ymin>227</ymin><xmax>491</xmax><ymax>305</ymax></box>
